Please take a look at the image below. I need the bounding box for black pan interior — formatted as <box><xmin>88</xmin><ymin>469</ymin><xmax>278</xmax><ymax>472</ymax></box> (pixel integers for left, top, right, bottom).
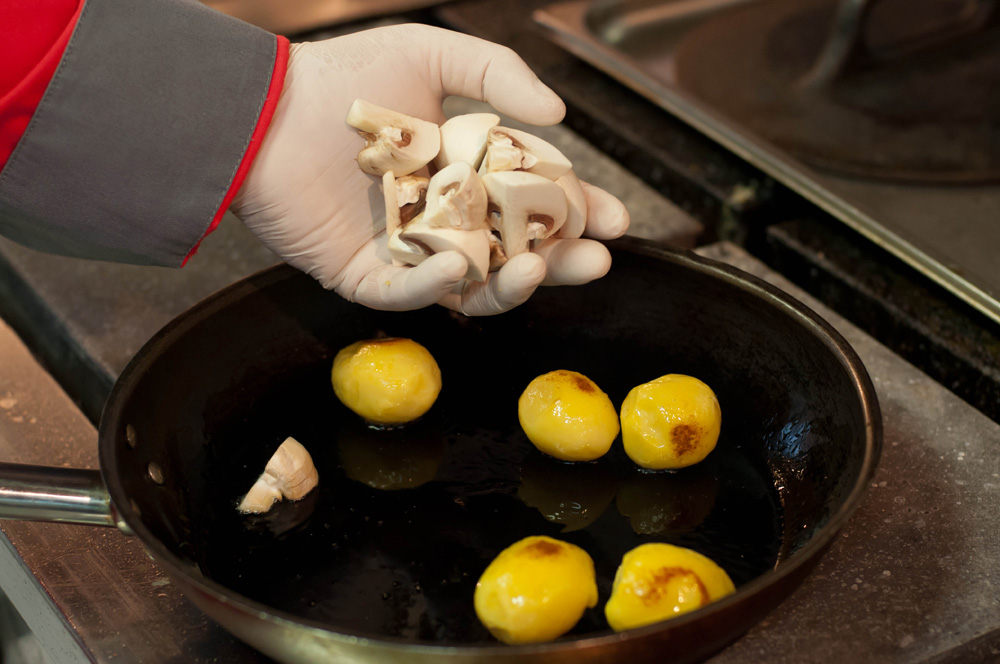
<box><xmin>101</xmin><ymin>239</ymin><xmax>876</xmax><ymax>645</ymax></box>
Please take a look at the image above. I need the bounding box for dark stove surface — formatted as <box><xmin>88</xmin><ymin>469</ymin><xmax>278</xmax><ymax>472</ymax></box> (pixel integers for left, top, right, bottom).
<box><xmin>673</xmin><ymin>0</ymin><xmax>1000</xmax><ymax>184</ymax></box>
<box><xmin>534</xmin><ymin>0</ymin><xmax>1000</xmax><ymax>327</ymax></box>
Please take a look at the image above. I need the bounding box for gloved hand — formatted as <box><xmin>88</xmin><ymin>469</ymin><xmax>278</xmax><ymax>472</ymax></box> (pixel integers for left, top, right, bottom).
<box><xmin>232</xmin><ymin>24</ymin><xmax>629</xmax><ymax>316</ymax></box>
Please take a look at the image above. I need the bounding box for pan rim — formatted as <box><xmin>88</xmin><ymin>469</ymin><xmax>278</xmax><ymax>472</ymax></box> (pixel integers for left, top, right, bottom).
<box><xmin>99</xmin><ymin>236</ymin><xmax>883</xmax><ymax>654</ymax></box>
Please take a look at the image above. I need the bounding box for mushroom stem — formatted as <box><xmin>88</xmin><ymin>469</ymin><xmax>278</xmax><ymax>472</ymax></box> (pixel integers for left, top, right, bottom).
<box><xmin>481</xmin><ymin>171</ymin><xmax>568</xmax><ymax>259</ymax></box>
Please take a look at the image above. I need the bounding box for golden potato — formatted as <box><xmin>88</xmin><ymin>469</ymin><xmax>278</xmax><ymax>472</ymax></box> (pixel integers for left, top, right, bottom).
<box><xmin>604</xmin><ymin>542</ymin><xmax>735</xmax><ymax>631</ymax></box>
<box><xmin>474</xmin><ymin>535</ymin><xmax>598</xmax><ymax>644</ymax></box>
<box><xmin>331</xmin><ymin>337</ymin><xmax>441</xmax><ymax>425</ymax></box>
<box><xmin>518</xmin><ymin>370</ymin><xmax>619</xmax><ymax>462</ymax></box>
<box><xmin>619</xmin><ymin>374</ymin><xmax>721</xmax><ymax>469</ymax></box>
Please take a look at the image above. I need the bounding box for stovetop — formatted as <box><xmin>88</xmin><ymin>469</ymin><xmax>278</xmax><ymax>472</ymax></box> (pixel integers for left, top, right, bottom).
<box><xmin>535</xmin><ymin>0</ymin><xmax>1000</xmax><ymax>327</ymax></box>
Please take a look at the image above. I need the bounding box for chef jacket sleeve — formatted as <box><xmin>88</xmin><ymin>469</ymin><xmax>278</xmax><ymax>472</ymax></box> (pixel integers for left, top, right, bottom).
<box><xmin>0</xmin><ymin>0</ymin><xmax>289</xmax><ymax>267</ymax></box>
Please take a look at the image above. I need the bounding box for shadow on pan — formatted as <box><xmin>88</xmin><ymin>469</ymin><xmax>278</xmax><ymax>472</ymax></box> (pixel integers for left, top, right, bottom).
<box><xmin>100</xmin><ymin>237</ymin><xmax>882</xmax><ymax>663</ymax></box>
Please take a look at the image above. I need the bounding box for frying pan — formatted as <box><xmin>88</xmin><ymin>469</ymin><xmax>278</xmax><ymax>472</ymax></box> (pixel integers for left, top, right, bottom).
<box><xmin>0</xmin><ymin>237</ymin><xmax>881</xmax><ymax>663</ymax></box>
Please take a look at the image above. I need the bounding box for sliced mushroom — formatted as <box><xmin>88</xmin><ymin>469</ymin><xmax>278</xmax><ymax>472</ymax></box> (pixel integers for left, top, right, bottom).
<box><xmin>384</xmin><ymin>172</ymin><xmax>428</xmax><ymax>267</ymax></box>
<box><xmin>348</xmin><ymin>100</ymin><xmax>587</xmax><ymax>276</ymax></box>
<box><xmin>387</xmin><ymin>224</ymin><xmax>430</xmax><ymax>268</ymax></box>
<box><xmin>383</xmin><ymin>171</ymin><xmax>401</xmax><ymax>238</ymax></box>
<box><xmin>238</xmin><ymin>436</ymin><xmax>319</xmax><ymax>514</ymax></box>
<box><xmin>554</xmin><ymin>171</ymin><xmax>587</xmax><ymax>239</ymax></box>
<box><xmin>399</xmin><ymin>218</ymin><xmax>492</xmax><ymax>282</ymax></box>
<box><xmin>481</xmin><ymin>171</ymin><xmax>568</xmax><ymax>258</ymax></box>
<box><xmin>434</xmin><ymin>113</ymin><xmax>500</xmax><ymax>171</ymax></box>
<box><xmin>488</xmin><ymin>231</ymin><xmax>508</xmax><ymax>271</ymax></box>
<box><xmin>423</xmin><ymin>162</ymin><xmax>489</xmax><ymax>231</ymax></box>
<box><xmin>396</xmin><ymin>175</ymin><xmax>429</xmax><ymax>225</ymax></box>
<box><xmin>346</xmin><ymin>100</ymin><xmax>440</xmax><ymax>177</ymax></box>
<box><xmin>479</xmin><ymin>127</ymin><xmax>573</xmax><ymax>181</ymax></box>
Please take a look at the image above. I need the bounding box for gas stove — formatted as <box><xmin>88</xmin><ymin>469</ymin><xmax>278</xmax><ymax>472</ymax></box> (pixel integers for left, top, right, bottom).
<box><xmin>536</xmin><ymin>0</ymin><xmax>1000</xmax><ymax>326</ymax></box>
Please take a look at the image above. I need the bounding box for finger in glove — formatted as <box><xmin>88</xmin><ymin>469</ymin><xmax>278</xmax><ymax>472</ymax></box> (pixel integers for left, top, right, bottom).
<box><xmin>580</xmin><ymin>181</ymin><xmax>631</xmax><ymax>240</ymax></box>
<box><xmin>423</xmin><ymin>26</ymin><xmax>566</xmax><ymax>127</ymax></box>
<box><xmin>532</xmin><ymin>237</ymin><xmax>613</xmax><ymax>287</ymax></box>
<box><xmin>349</xmin><ymin>251</ymin><xmax>469</xmax><ymax>311</ymax></box>
<box><xmin>438</xmin><ymin>252</ymin><xmax>547</xmax><ymax>316</ymax></box>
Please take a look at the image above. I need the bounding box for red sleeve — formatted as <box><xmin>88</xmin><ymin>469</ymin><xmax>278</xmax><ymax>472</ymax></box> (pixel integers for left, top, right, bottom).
<box><xmin>0</xmin><ymin>0</ymin><xmax>84</xmax><ymax>169</ymax></box>
<box><xmin>0</xmin><ymin>0</ymin><xmax>289</xmax><ymax>265</ymax></box>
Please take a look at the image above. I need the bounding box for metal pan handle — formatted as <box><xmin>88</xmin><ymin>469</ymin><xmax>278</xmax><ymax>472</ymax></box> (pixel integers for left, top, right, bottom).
<box><xmin>0</xmin><ymin>462</ymin><xmax>128</xmax><ymax>531</ymax></box>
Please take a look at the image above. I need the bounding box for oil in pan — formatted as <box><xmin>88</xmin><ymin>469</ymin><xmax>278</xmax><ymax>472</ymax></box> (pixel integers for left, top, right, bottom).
<box><xmin>196</xmin><ymin>345</ymin><xmax>782</xmax><ymax>644</ymax></box>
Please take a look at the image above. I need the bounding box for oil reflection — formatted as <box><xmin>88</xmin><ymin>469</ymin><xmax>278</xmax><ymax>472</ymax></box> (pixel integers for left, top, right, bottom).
<box><xmin>338</xmin><ymin>434</ymin><xmax>447</xmax><ymax>491</ymax></box>
<box><xmin>615</xmin><ymin>465</ymin><xmax>719</xmax><ymax>535</ymax></box>
<box><xmin>517</xmin><ymin>455</ymin><xmax>619</xmax><ymax>532</ymax></box>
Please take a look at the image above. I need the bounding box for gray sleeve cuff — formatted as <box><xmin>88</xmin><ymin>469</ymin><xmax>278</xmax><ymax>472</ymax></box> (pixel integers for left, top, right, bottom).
<box><xmin>0</xmin><ymin>0</ymin><xmax>277</xmax><ymax>267</ymax></box>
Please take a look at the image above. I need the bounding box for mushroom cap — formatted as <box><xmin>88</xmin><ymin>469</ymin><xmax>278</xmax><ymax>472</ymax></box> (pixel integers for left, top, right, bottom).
<box><xmin>434</xmin><ymin>112</ymin><xmax>500</xmax><ymax>171</ymax></box>
<box><xmin>424</xmin><ymin>162</ymin><xmax>489</xmax><ymax>231</ymax></box>
<box><xmin>387</xmin><ymin>224</ymin><xmax>431</xmax><ymax>268</ymax></box>
<box><xmin>346</xmin><ymin>99</ymin><xmax>441</xmax><ymax>176</ymax></box>
<box><xmin>400</xmin><ymin>219</ymin><xmax>492</xmax><ymax>282</ymax></box>
<box><xmin>480</xmin><ymin>127</ymin><xmax>573</xmax><ymax>181</ymax></box>
<box><xmin>237</xmin><ymin>437</ymin><xmax>319</xmax><ymax>514</ymax></box>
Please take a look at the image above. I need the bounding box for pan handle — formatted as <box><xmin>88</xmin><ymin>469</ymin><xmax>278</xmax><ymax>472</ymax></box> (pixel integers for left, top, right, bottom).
<box><xmin>0</xmin><ymin>462</ymin><xmax>126</xmax><ymax>530</ymax></box>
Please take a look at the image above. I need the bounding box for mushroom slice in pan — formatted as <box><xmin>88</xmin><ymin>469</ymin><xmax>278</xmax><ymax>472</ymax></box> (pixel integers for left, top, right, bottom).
<box><xmin>481</xmin><ymin>171</ymin><xmax>568</xmax><ymax>259</ymax></box>
<box><xmin>423</xmin><ymin>162</ymin><xmax>489</xmax><ymax>231</ymax></box>
<box><xmin>433</xmin><ymin>113</ymin><xmax>501</xmax><ymax>171</ymax></box>
<box><xmin>479</xmin><ymin>127</ymin><xmax>573</xmax><ymax>181</ymax></box>
<box><xmin>238</xmin><ymin>437</ymin><xmax>319</xmax><ymax>515</ymax></box>
<box><xmin>346</xmin><ymin>99</ymin><xmax>440</xmax><ymax>176</ymax></box>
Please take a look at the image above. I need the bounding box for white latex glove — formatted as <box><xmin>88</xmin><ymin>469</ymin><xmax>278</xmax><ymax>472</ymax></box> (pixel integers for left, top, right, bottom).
<box><xmin>232</xmin><ymin>24</ymin><xmax>629</xmax><ymax>315</ymax></box>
